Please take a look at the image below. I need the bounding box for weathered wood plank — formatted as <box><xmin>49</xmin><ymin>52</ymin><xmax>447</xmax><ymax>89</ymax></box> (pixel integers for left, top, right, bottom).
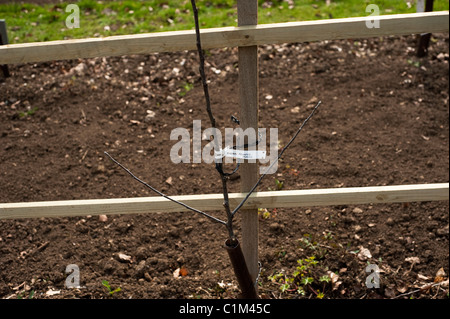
<box><xmin>0</xmin><ymin>11</ymin><xmax>448</xmax><ymax>64</ymax></box>
<box><xmin>1</xmin><ymin>183</ymin><xmax>448</xmax><ymax>220</ymax></box>
<box><xmin>238</xmin><ymin>0</ymin><xmax>260</xmax><ymax>286</ymax></box>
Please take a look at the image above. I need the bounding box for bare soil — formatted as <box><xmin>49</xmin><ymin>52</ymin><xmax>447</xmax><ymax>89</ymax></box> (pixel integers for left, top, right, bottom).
<box><xmin>0</xmin><ymin>32</ymin><xmax>448</xmax><ymax>299</ymax></box>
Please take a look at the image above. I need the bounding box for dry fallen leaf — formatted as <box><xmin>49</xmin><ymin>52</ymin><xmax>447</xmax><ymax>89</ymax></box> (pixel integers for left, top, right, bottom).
<box><xmin>434</xmin><ymin>267</ymin><xmax>446</xmax><ymax>283</ymax></box>
<box><xmin>46</xmin><ymin>289</ymin><xmax>61</xmax><ymax>296</ymax></box>
<box><xmin>180</xmin><ymin>266</ymin><xmax>188</xmax><ymax>277</ymax></box>
<box><xmin>327</xmin><ymin>270</ymin><xmax>342</xmax><ymax>291</ymax></box>
<box><xmin>439</xmin><ymin>279</ymin><xmax>449</xmax><ymax>288</ymax></box>
<box><xmin>118</xmin><ymin>253</ymin><xmax>132</xmax><ymax>263</ymax></box>
<box><xmin>339</xmin><ymin>268</ymin><xmax>347</xmax><ymax>273</ymax></box>
<box><xmin>419</xmin><ymin>282</ymin><xmax>435</xmax><ymax>292</ymax></box>
<box><xmin>405</xmin><ymin>256</ymin><xmax>420</xmax><ymax>264</ymax></box>
<box><xmin>397</xmin><ymin>286</ymin><xmax>408</xmax><ymax>294</ymax></box>
<box><xmin>13</xmin><ymin>282</ymin><xmax>26</xmax><ymax>291</ymax></box>
<box><xmin>417</xmin><ymin>274</ymin><xmax>430</xmax><ymax>281</ymax></box>
<box><xmin>357</xmin><ymin>246</ymin><xmax>372</xmax><ymax>260</ymax></box>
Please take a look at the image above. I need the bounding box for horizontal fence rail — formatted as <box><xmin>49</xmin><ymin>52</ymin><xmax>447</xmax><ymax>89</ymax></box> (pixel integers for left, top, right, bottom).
<box><xmin>0</xmin><ymin>11</ymin><xmax>448</xmax><ymax>64</ymax></box>
<box><xmin>0</xmin><ymin>183</ymin><xmax>448</xmax><ymax>220</ymax></box>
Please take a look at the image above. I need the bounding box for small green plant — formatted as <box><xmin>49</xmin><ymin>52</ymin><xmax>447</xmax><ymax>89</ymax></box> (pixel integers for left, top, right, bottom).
<box><xmin>293</xmin><ymin>256</ymin><xmax>318</xmax><ymax>278</ymax></box>
<box><xmin>277</xmin><ymin>249</ymin><xmax>287</xmax><ymax>260</ymax></box>
<box><xmin>299</xmin><ymin>234</ymin><xmax>328</xmax><ymax>259</ymax></box>
<box><xmin>268</xmin><ymin>231</ymin><xmax>349</xmax><ymax>298</ymax></box>
<box><xmin>323</xmin><ymin>232</ymin><xmax>333</xmax><ymax>240</ymax></box>
<box><xmin>258</xmin><ymin>208</ymin><xmax>278</xmax><ymax>219</ymax></box>
<box><xmin>300</xmin><ymin>276</ymin><xmax>314</xmax><ymax>285</ymax></box>
<box><xmin>178</xmin><ymin>81</ymin><xmax>194</xmax><ymax>97</ymax></box>
<box><xmin>102</xmin><ymin>280</ymin><xmax>121</xmax><ymax>296</ymax></box>
<box><xmin>280</xmin><ymin>282</ymin><xmax>290</xmax><ymax>293</ymax></box>
<box><xmin>407</xmin><ymin>59</ymin><xmax>421</xmax><ymax>68</ymax></box>
<box><xmin>17</xmin><ymin>290</ymin><xmax>35</xmax><ymax>299</ymax></box>
<box><xmin>258</xmin><ymin>208</ymin><xmax>271</xmax><ymax>219</ymax></box>
<box><xmin>269</xmin><ymin>256</ymin><xmax>326</xmax><ymax>297</ymax></box>
<box><xmin>275</xmin><ymin>179</ymin><xmax>284</xmax><ymax>190</ymax></box>
<box><xmin>319</xmin><ymin>275</ymin><xmax>331</xmax><ymax>283</ymax></box>
<box><xmin>267</xmin><ymin>179</ymin><xmax>284</xmax><ymax>191</ymax></box>
<box><xmin>18</xmin><ymin>106</ymin><xmax>38</xmax><ymax>118</ymax></box>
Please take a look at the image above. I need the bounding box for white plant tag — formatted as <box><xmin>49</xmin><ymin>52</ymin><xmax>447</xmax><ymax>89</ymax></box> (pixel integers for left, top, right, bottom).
<box><xmin>215</xmin><ymin>147</ymin><xmax>266</xmax><ymax>160</ymax></box>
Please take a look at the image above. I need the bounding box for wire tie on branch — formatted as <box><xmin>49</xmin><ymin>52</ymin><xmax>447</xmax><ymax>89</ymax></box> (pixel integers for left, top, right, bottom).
<box><xmin>230</xmin><ymin>100</ymin><xmax>321</xmax><ymax>217</ymax></box>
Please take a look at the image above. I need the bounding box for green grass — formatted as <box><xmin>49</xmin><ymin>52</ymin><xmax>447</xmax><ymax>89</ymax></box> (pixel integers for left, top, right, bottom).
<box><xmin>0</xmin><ymin>0</ymin><xmax>448</xmax><ymax>43</ymax></box>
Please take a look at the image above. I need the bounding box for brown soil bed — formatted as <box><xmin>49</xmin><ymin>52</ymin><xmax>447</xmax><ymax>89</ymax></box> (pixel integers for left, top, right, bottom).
<box><xmin>0</xmin><ymin>33</ymin><xmax>449</xmax><ymax>299</ymax></box>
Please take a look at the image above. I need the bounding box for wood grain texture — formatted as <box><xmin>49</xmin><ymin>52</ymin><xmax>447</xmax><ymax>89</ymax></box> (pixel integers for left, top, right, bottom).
<box><xmin>0</xmin><ymin>12</ymin><xmax>448</xmax><ymax>64</ymax></box>
<box><xmin>1</xmin><ymin>183</ymin><xmax>448</xmax><ymax>219</ymax></box>
<box><xmin>238</xmin><ymin>0</ymin><xmax>260</xmax><ymax>284</ymax></box>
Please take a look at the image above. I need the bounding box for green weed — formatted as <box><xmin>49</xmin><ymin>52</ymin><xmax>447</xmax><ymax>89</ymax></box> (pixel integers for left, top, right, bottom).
<box><xmin>275</xmin><ymin>179</ymin><xmax>284</xmax><ymax>190</ymax></box>
<box><xmin>18</xmin><ymin>107</ymin><xmax>38</xmax><ymax>118</ymax></box>
<box><xmin>178</xmin><ymin>82</ymin><xmax>194</xmax><ymax>97</ymax></box>
<box><xmin>269</xmin><ymin>255</ymin><xmax>328</xmax><ymax>298</ymax></box>
<box><xmin>102</xmin><ymin>280</ymin><xmax>121</xmax><ymax>296</ymax></box>
<box><xmin>17</xmin><ymin>290</ymin><xmax>35</xmax><ymax>299</ymax></box>
<box><xmin>267</xmin><ymin>231</ymin><xmax>348</xmax><ymax>298</ymax></box>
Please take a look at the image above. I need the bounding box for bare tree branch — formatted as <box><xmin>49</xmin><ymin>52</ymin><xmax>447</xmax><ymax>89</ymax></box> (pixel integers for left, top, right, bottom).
<box><xmin>231</xmin><ymin>101</ymin><xmax>321</xmax><ymax>217</ymax></box>
<box><xmin>191</xmin><ymin>0</ymin><xmax>216</xmax><ymax>129</ymax></box>
<box><xmin>190</xmin><ymin>0</ymin><xmax>237</xmax><ymax>243</ymax></box>
<box><xmin>104</xmin><ymin>152</ymin><xmax>227</xmax><ymax>226</ymax></box>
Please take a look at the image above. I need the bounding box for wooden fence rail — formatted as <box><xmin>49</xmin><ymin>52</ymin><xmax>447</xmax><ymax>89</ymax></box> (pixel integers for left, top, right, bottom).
<box><xmin>0</xmin><ymin>11</ymin><xmax>448</xmax><ymax>64</ymax></box>
<box><xmin>1</xmin><ymin>183</ymin><xmax>448</xmax><ymax>220</ymax></box>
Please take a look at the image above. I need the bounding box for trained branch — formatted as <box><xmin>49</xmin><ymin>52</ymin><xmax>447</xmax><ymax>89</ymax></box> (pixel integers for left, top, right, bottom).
<box><xmin>191</xmin><ymin>0</ymin><xmax>216</xmax><ymax>129</ymax></box>
<box><xmin>191</xmin><ymin>0</ymin><xmax>238</xmax><ymax>243</ymax></box>
<box><xmin>231</xmin><ymin>101</ymin><xmax>321</xmax><ymax>216</ymax></box>
<box><xmin>104</xmin><ymin>152</ymin><xmax>226</xmax><ymax>226</ymax></box>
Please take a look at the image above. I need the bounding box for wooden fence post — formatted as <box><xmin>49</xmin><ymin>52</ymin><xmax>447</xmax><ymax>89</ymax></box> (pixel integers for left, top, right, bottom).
<box><xmin>417</xmin><ymin>0</ymin><xmax>434</xmax><ymax>57</ymax></box>
<box><xmin>237</xmin><ymin>0</ymin><xmax>259</xmax><ymax>286</ymax></box>
<box><xmin>0</xmin><ymin>19</ymin><xmax>10</xmax><ymax>78</ymax></box>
